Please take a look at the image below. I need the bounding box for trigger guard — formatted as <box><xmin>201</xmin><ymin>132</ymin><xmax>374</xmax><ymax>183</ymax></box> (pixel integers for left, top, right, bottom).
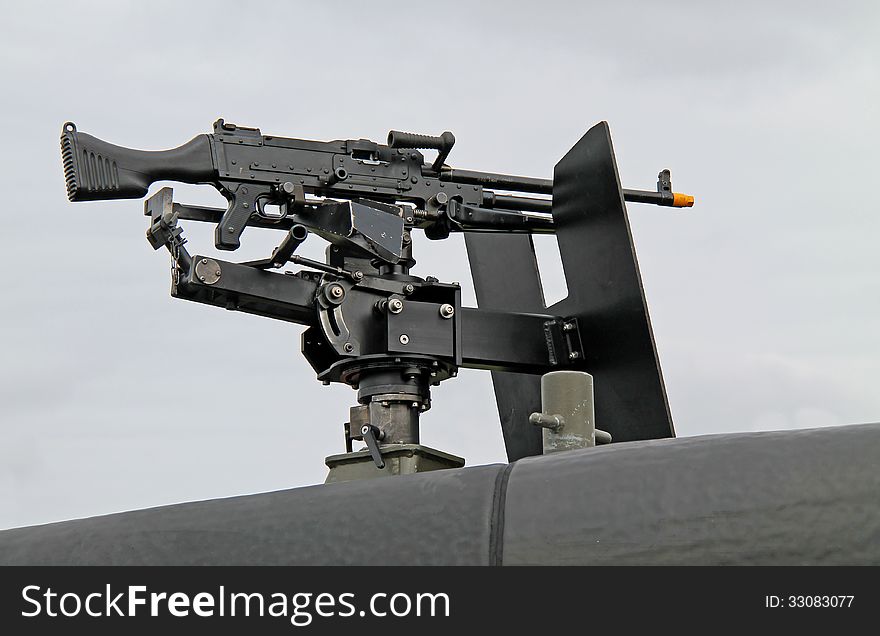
<box><xmin>254</xmin><ymin>194</ymin><xmax>289</xmax><ymax>222</ymax></box>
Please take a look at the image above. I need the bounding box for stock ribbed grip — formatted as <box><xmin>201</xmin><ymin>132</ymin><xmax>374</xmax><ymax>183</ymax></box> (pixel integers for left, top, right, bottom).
<box><xmin>61</xmin><ymin>124</ymin><xmax>80</xmax><ymax>201</ymax></box>
<box><xmin>387</xmin><ymin>130</ymin><xmax>455</xmax><ymax>152</ymax></box>
<box><xmin>60</xmin><ymin>122</ymin><xmax>215</xmax><ymax>202</ymax></box>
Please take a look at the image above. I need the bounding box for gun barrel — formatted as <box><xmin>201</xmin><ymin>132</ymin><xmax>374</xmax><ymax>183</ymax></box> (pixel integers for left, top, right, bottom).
<box><xmin>442</xmin><ymin>168</ymin><xmax>552</xmax><ymax>195</ymax></box>
<box><xmin>622</xmin><ymin>189</ymin><xmax>694</xmax><ymax>207</ymax></box>
<box><xmin>444</xmin><ymin>168</ymin><xmax>694</xmax><ymax>208</ymax></box>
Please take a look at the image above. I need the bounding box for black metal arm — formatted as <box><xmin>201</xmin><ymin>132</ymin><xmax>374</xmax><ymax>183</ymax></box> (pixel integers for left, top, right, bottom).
<box><xmin>172</xmin><ymin>248</ymin><xmax>583</xmax><ymax>379</ymax></box>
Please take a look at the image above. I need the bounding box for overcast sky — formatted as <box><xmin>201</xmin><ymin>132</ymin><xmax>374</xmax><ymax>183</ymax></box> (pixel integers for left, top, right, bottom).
<box><xmin>1</xmin><ymin>1</ymin><xmax>878</xmax><ymax>530</ymax></box>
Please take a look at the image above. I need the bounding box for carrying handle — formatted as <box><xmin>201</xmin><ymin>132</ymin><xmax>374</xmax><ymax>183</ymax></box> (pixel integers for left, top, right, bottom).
<box><xmin>387</xmin><ymin>130</ymin><xmax>456</xmax><ymax>172</ymax></box>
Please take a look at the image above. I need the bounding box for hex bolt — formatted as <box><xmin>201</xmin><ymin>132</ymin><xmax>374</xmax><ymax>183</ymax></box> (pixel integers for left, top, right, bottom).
<box><xmin>569</xmin><ymin>352</ymin><xmax>580</xmax><ymax>360</ymax></box>
<box><xmin>403</xmin><ymin>284</ymin><xmax>415</xmax><ymax>295</ymax></box>
<box><xmin>353</xmin><ymin>271</ymin><xmax>364</xmax><ymax>281</ymax></box>
<box><xmin>439</xmin><ymin>303</ymin><xmax>455</xmax><ymax>319</ymax></box>
<box><xmin>388</xmin><ymin>298</ymin><xmax>404</xmax><ymax>314</ymax></box>
<box><xmin>563</xmin><ymin>322</ymin><xmax>575</xmax><ymax>332</ymax></box>
<box><xmin>330</xmin><ymin>285</ymin><xmax>344</xmax><ymax>299</ymax></box>
<box><xmin>201</xmin><ymin>258</ymin><xmax>208</xmax><ymax>265</ymax></box>
<box><xmin>399</xmin><ymin>334</ymin><xmax>410</xmax><ymax>345</ymax></box>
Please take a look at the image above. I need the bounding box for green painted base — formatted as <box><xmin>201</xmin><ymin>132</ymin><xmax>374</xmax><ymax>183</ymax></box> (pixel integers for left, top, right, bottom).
<box><xmin>324</xmin><ymin>444</ymin><xmax>465</xmax><ymax>484</ymax></box>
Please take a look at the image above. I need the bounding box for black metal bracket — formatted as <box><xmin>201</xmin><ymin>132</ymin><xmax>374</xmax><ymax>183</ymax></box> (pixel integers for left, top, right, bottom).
<box><xmin>543</xmin><ymin>318</ymin><xmax>584</xmax><ymax>366</ymax></box>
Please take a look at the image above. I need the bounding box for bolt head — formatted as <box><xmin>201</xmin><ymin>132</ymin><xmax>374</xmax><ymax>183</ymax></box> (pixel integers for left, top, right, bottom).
<box><xmin>399</xmin><ymin>334</ymin><xmax>410</xmax><ymax>345</ymax></box>
<box><xmin>343</xmin><ymin>343</ymin><xmax>354</xmax><ymax>353</ymax></box>
<box><xmin>330</xmin><ymin>285</ymin><xmax>344</xmax><ymax>298</ymax></box>
<box><xmin>439</xmin><ymin>303</ymin><xmax>455</xmax><ymax>319</ymax></box>
<box><xmin>403</xmin><ymin>284</ymin><xmax>414</xmax><ymax>294</ymax></box>
<box><xmin>388</xmin><ymin>298</ymin><xmax>404</xmax><ymax>314</ymax></box>
<box><xmin>569</xmin><ymin>352</ymin><xmax>580</xmax><ymax>360</ymax></box>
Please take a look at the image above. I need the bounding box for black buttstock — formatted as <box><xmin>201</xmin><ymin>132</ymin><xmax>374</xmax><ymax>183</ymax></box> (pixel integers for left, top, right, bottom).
<box><xmin>61</xmin><ymin>122</ymin><xmax>215</xmax><ymax>202</ymax></box>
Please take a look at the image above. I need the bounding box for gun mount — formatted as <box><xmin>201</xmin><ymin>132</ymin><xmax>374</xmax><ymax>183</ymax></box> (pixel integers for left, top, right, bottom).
<box><xmin>61</xmin><ymin>119</ymin><xmax>695</xmax><ymax>480</ymax></box>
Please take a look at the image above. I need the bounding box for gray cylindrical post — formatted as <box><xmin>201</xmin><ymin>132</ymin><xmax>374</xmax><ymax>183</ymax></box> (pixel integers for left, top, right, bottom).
<box><xmin>538</xmin><ymin>371</ymin><xmax>595</xmax><ymax>453</ymax></box>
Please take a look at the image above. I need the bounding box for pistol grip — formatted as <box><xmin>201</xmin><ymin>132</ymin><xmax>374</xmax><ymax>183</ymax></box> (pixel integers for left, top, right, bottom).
<box><xmin>214</xmin><ymin>184</ymin><xmax>269</xmax><ymax>250</ymax></box>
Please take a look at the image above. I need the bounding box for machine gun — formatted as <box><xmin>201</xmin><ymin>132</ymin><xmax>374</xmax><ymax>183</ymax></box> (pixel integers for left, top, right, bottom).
<box><xmin>61</xmin><ymin>119</ymin><xmax>694</xmax><ymax>480</ymax></box>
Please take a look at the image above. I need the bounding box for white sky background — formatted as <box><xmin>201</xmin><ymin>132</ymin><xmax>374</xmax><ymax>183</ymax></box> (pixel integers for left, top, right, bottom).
<box><xmin>1</xmin><ymin>1</ymin><xmax>878</xmax><ymax>530</ymax></box>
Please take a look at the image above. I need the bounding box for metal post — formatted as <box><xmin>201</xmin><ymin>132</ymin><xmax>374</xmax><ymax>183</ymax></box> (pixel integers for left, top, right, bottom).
<box><xmin>531</xmin><ymin>371</ymin><xmax>597</xmax><ymax>453</ymax></box>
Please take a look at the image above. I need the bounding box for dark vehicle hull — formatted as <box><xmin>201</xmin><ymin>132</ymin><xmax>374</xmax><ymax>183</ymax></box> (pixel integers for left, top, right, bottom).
<box><xmin>2</xmin><ymin>423</ymin><xmax>878</xmax><ymax>565</ymax></box>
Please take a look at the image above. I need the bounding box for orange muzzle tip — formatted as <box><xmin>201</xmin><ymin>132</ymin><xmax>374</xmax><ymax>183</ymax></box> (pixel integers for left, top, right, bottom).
<box><xmin>673</xmin><ymin>192</ymin><xmax>695</xmax><ymax>208</ymax></box>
